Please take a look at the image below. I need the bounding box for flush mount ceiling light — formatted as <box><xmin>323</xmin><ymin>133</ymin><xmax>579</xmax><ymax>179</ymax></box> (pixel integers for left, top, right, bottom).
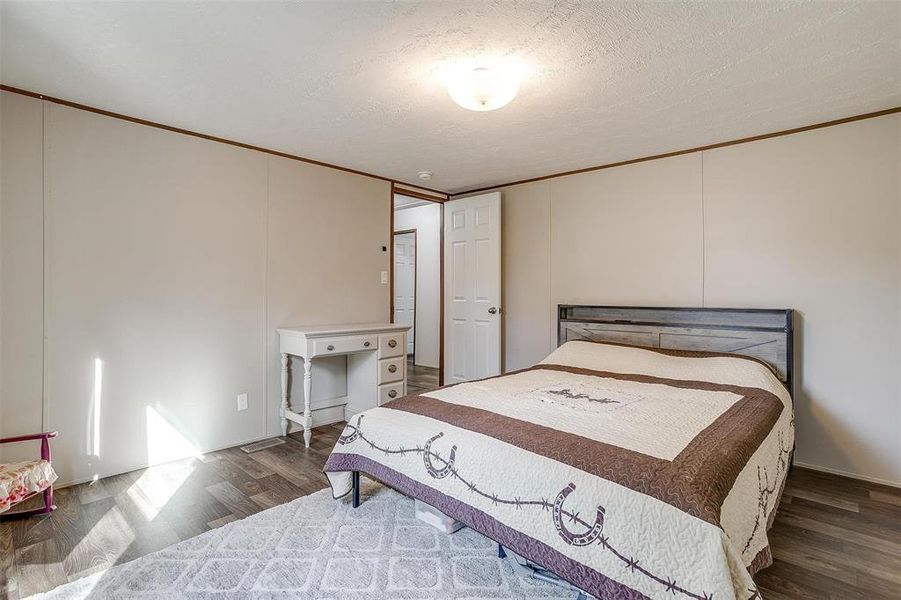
<box><xmin>418</xmin><ymin>170</ymin><xmax>433</xmax><ymax>181</ymax></box>
<box><xmin>448</xmin><ymin>66</ymin><xmax>520</xmax><ymax>112</ymax></box>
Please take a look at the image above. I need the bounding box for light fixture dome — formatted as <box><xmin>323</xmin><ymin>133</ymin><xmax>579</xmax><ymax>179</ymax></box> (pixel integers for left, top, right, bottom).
<box><xmin>448</xmin><ymin>66</ymin><xmax>520</xmax><ymax>112</ymax></box>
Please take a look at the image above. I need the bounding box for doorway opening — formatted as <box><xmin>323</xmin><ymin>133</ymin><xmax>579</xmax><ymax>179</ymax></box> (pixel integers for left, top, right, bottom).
<box><xmin>392</xmin><ymin>190</ymin><xmax>443</xmax><ymax>392</ymax></box>
<box><xmin>393</xmin><ymin>229</ymin><xmax>417</xmax><ymax>357</ymax></box>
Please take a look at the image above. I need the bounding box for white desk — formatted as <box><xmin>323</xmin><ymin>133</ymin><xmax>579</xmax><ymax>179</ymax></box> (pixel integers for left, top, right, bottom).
<box><xmin>278</xmin><ymin>322</ymin><xmax>410</xmax><ymax>447</ymax></box>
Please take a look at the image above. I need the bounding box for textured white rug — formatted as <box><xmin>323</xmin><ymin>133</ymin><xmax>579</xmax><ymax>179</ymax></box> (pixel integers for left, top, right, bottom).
<box><xmin>34</xmin><ymin>481</ymin><xmax>581</xmax><ymax>599</ymax></box>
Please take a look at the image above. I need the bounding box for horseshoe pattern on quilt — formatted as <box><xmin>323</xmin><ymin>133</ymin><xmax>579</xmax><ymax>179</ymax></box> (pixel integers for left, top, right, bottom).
<box><xmin>423</xmin><ymin>432</ymin><xmax>457</xmax><ymax>479</ymax></box>
<box><xmin>553</xmin><ymin>482</ymin><xmax>606</xmax><ymax>546</ymax></box>
<box><xmin>338</xmin><ymin>415</ymin><xmax>363</xmax><ymax>444</ymax></box>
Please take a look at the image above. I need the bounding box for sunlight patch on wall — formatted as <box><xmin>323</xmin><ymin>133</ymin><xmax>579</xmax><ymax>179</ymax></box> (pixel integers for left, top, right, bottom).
<box><xmin>145</xmin><ymin>405</ymin><xmax>202</xmax><ymax>466</ymax></box>
<box><xmin>85</xmin><ymin>358</ymin><xmax>103</xmax><ymax>458</ymax></box>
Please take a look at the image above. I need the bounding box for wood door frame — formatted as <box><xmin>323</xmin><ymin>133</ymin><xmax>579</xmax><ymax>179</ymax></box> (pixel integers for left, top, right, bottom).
<box><xmin>390</xmin><ymin>184</ymin><xmax>445</xmax><ymax>385</ymax></box>
<box><xmin>392</xmin><ymin>229</ymin><xmax>417</xmax><ymax>362</ymax></box>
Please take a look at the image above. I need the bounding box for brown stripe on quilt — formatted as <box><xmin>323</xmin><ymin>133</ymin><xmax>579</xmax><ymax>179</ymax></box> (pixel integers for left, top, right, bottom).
<box><xmin>386</xmin><ymin>363</ymin><xmax>783</xmax><ymax>525</ymax></box>
<box><xmin>748</xmin><ymin>545</ymin><xmax>773</xmax><ymax>575</ymax></box>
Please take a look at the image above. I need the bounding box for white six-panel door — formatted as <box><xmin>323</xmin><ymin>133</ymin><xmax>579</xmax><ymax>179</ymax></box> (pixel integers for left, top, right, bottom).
<box><xmin>444</xmin><ymin>192</ymin><xmax>502</xmax><ymax>382</ymax></box>
<box><xmin>393</xmin><ymin>232</ymin><xmax>416</xmax><ymax>355</ymax></box>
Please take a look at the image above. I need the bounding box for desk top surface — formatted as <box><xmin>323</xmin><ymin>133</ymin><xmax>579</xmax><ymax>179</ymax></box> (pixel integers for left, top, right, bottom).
<box><xmin>278</xmin><ymin>322</ymin><xmax>410</xmax><ymax>338</ymax></box>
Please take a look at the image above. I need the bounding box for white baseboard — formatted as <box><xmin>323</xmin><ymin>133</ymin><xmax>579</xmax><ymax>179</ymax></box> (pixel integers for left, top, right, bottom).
<box><xmin>793</xmin><ymin>461</ymin><xmax>900</xmax><ymax>488</ymax></box>
<box><xmin>309</xmin><ymin>405</ymin><xmax>346</xmax><ymax>428</ymax></box>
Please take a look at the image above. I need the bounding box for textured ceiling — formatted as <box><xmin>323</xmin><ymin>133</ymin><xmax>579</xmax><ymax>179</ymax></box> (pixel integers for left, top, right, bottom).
<box><xmin>2</xmin><ymin>1</ymin><xmax>899</xmax><ymax>193</ymax></box>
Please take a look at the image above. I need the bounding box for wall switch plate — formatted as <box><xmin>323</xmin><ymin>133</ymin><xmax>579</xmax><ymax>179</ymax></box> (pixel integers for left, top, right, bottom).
<box><xmin>381</xmin><ymin>271</ymin><xmax>388</xmax><ymax>284</ymax></box>
<box><xmin>237</xmin><ymin>393</ymin><xmax>248</xmax><ymax>411</ymax></box>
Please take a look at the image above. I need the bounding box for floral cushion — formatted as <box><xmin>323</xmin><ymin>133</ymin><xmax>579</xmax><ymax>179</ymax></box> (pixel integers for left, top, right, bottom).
<box><xmin>0</xmin><ymin>460</ymin><xmax>57</xmax><ymax>513</ymax></box>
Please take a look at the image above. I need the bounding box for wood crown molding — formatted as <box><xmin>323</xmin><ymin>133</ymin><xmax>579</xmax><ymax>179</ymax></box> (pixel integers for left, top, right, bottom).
<box><xmin>451</xmin><ymin>105</ymin><xmax>901</xmax><ymax>197</ymax></box>
<box><xmin>0</xmin><ymin>83</ymin><xmax>451</xmax><ymax>196</ymax></box>
<box><xmin>393</xmin><ymin>184</ymin><xmax>448</xmax><ymax>202</ymax></box>
<box><xmin>5</xmin><ymin>84</ymin><xmax>897</xmax><ymax>200</ymax></box>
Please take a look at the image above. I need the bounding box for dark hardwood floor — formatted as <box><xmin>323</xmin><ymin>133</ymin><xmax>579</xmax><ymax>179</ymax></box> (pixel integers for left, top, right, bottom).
<box><xmin>0</xmin><ymin>424</ymin><xmax>346</xmax><ymax>600</ymax></box>
<box><xmin>2</xmin><ymin>390</ymin><xmax>898</xmax><ymax>600</ymax></box>
<box><xmin>755</xmin><ymin>467</ymin><xmax>901</xmax><ymax>599</ymax></box>
<box><xmin>407</xmin><ymin>355</ymin><xmax>440</xmax><ymax>395</ymax></box>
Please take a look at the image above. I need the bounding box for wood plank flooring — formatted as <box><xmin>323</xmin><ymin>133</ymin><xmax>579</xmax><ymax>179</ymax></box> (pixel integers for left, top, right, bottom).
<box><xmin>756</xmin><ymin>468</ymin><xmax>901</xmax><ymax>599</ymax></box>
<box><xmin>0</xmin><ymin>424</ymin><xmax>344</xmax><ymax>599</ymax></box>
<box><xmin>3</xmin><ymin>393</ymin><xmax>898</xmax><ymax>599</ymax></box>
<box><xmin>407</xmin><ymin>356</ymin><xmax>440</xmax><ymax>395</ymax></box>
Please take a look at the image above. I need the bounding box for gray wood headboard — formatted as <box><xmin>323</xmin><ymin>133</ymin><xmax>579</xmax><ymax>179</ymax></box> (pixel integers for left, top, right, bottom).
<box><xmin>557</xmin><ymin>305</ymin><xmax>794</xmax><ymax>391</ymax></box>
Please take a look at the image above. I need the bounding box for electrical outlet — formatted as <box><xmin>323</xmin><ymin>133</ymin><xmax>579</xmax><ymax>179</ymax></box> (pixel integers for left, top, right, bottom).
<box><xmin>380</xmin><ymin>271</ymin><xmax>388</xmax><ymax>284</ymax></box>
<box><xmin>237</xmin><ymin>393</ymin><xmax>248</xmax><ymax>411</ymax></box>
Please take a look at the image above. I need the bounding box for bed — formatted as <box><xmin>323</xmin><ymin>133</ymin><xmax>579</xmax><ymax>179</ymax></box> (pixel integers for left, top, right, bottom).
<box><xmin>324</xmin><ymin>306</ymin><xmax>794</xmax><ymax>600</ymax></box>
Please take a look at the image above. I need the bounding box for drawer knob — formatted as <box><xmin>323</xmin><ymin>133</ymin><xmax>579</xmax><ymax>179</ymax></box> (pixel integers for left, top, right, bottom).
<box><xmin>388</xmin><ymin>390</ymin><xmax>397</xmax><ymax>399</ymax></box>
<box><xmin>388</xmin><ymin>364</ymin><xmax>397</xmax><ymax>373</ymax></box>
<box><xmin>363</xmin><ymin>341</ymin><xmax>371</xmax><ymax>347</ymax></box>
<box><xmin>327</xmin><ymin>344</ymin><xmax>335</xmax><ymax>351</ymax></box>
<box><xmin>388</xmin><ymin>339</ymin><xmax>397</xmax><ymax>348</ymax></box>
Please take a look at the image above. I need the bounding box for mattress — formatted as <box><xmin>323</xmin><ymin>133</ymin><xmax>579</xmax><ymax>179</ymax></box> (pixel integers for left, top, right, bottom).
<box><xmin>324</xmin><ymin>341</ymin><xmax>794</xmax><ymax>600</ymax></box>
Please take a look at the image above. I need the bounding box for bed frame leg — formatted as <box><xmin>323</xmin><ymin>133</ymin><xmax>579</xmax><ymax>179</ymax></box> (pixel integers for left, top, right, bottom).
<box><xmin>351</xmin><ymin>471</ymin><xmax>360</xmax><ymax>508</ymax></box>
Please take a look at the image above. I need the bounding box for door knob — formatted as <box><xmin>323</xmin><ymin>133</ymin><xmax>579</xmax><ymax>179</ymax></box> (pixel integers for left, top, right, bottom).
<box><xmin>488</xmin><ymin>307</ymin><xmax>498</xmax><ymax>314</ymax></box>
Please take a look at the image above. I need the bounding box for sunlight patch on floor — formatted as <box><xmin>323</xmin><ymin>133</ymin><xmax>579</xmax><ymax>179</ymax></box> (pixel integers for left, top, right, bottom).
<box><xmin>122</xmin><ymin>406</ymin><xmax>202</xmax><ymax>520</ymax></box>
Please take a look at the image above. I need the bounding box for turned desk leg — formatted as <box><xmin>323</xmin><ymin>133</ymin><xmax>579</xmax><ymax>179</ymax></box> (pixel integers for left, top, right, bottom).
<box><xmin>303</xmin><ymin>357</ymin><xmax>313</xmax><ymax>448</ymax></box>
<box><xmin>280</xmin><ymin>353</ymin><xmax>290</xmax><ymax>437</ymax></box>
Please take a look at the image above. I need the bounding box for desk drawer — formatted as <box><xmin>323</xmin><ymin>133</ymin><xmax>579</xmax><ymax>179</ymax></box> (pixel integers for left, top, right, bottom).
<box><xmin>379</xmin><ymin>381</ymin><xmax>405</xmax><ymax>405</ymax></box>
<box><xmin>313</xmin><ymin>335</ymin><xmax>377</xmax><ymax>356</ymax></box>
<box><xmin>378</xmin><ymin>357</ymin><xmax>405</xmax><ymax>384</ymax></box>
<box><xmin>378</xmin><ymin>333</ymin><xmax>405</xmax><ymax>358</ymax></box>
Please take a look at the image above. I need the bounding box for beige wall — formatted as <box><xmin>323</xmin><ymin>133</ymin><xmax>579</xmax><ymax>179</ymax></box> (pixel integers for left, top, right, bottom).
<box><xmin>501</xmin><ymin>114</ymin><xmax>901</xmax><ymax>485</ymax></box>
<box><xmin>501</xmin><ymin>180</ymin><xmax>551</xmax><ymax>372</ymax></box>
<box><xmin>703</xmin><ymin>117</ymin><xmax>900</xmax><ymax>485</ymax></box>
<box><xmin>267</xmin><ymin>156</ymin><xmax>389</xmax><ymax>434</ymax></box>
<box><xmin>0</xmin><ymin>91</ymin><xmax>389</xmax><ymax>484</ymax></box>
<box><xmin>0</xmin><ymin>92</ymin><xmax>44</xmax><ymax>464</ymax></box>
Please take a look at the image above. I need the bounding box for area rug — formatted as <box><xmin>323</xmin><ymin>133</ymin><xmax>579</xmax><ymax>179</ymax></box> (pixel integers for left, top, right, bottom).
<box><xmin>34</xmin><ymin>480</ymin><xmax>581</xmax><ymax>598</ymax></box>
